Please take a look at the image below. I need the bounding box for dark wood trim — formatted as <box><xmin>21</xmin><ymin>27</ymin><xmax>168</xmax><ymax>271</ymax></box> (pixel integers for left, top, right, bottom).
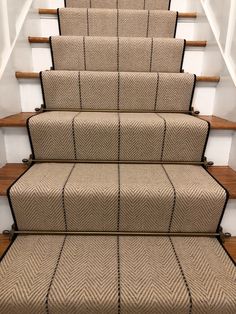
<box><xmin>0</xmin><ymin>112</ymin><xmax>36</xmax><ymax>127</ymax></box>
<box><xmin>199</xmin><ymin>115</ymin><xmax>236</xmax><ymax>130</ymax></box>
<box><xmin>38</xmin><ymin>8</ymin><xmax>197</xmax><ymax>18</ymax></box>
<box><xmin>1</xmin><ymin>112</ymin><xmax>236</xmax><ymax>130</ymax></box>
<box><xmin>15</xmin><ymin>72</ymin><xmax>220</xmax><ymax>83</ymax></box>
<box><xmin>28</xmin><ymin>36</ymin><xmax>207</xmax><ymax>47</ymax></box>
<box><xmin>0</xmin><ymin>163</ymin><xmax>29</xmax><ymax>196</ymax></box>
<box><xmin>208</xmin><ymin>166</ymin><xmax>236</xmax><ymax>199</ymax></box>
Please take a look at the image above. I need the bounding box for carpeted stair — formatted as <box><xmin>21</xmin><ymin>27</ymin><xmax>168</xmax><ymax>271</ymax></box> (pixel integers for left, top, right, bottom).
<box><xmin>0</xmin><ymin>1</ymin><xmax>236</xmax><ymax>313</ymax></box>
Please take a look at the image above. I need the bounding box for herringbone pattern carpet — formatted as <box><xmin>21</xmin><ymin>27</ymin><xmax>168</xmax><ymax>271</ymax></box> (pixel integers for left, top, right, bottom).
<box><xmin>41</xmin><ymin>71</ymin><xmax>195</xmax><ymax>111</ymax></box>
<box><xmin>0</xmin><ymin>236</ymin><xmax>236</xmax><ymax>313</ymax></box>
<box><xmin>27</xmin><ymin>112</ymin><xmax>209</xmax><ymax>161</ymax></box>
<box><xmin>1</xmin><ymin>0</ymin><xmax>235</xmax><ymax>312</ymax></box>
<box><xmin>58</xmin><ymin>9</ymin><xmax>177</xmax><ymax>38</ymax></box>
<box><xmin>65</xmin><ymin>0</ymin><xmax>171</xmax><ymax>10</ymax></box>
<box><xmin>9</xmin><ymin>163</ymin><xmax>226</xmax><ymax>232</ymax></box>
<box><xmin>50</xmin><ymin>36</ymin><xmax>185</xmax><ymax>72</ymax></box>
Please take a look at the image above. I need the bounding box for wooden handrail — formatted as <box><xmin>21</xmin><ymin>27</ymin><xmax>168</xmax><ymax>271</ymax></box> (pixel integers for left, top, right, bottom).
<box><xmin>15</xmin><ymin>72</ymin><xmax>220</xmax><ymax>83</ymax></box>
<box><xmin>28</xmin><ymin>36</ymin><xmax>207</xmax><ymax>47</ymax></box>
<box><xmin>38</xmin><ymin>8</ymin><xmax>197</xmax><ymax>18</ymax></box>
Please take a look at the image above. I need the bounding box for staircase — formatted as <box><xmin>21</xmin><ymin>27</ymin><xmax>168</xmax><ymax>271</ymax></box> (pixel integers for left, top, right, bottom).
<box><xmin>0</xmin><ymin>0</ymin><xmax>236</xmax><ymax>312</ymax></box>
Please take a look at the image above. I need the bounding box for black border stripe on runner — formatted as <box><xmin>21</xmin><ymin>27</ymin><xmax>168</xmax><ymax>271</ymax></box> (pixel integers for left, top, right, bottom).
<box><xmin>204</xmin><ymin>166</ymin><xmax>229</xmax><ymax>233</ymax></box>
<box><xmin>199</xmin><ymin>119</ymin><xmax>211</xmax><ymax>162</ymax></box>
<box><xmin>174</xmin><ymin>11</ymin><xmax>178</xmax><ymax>38</ymax></box>
<box><xmin>217</xmin><ymin>237</ymin><xmax>236</xmax><ymax>266</ymax></box>
<box><xmin>7</xmin><ymin>163</ymin><xmax>34</xmax><ymax>232</ymax></box>
<box><xmin>189</xmin><ymin>74</ymin><xmax>196</xmax><ymax>111</ymax></box>
<box><xmin>57</xmin><ymin>8</ymin><xmax>62</xmax><ymax>36</ymax></box>
<box><xmin>39</xmin><ymin>71</ymin><xmax>47</xmax><ymax>108</ymax></box>
<box><xmin>180</xmin><ymin>39</ymin><xmax>186</xmax><ymax>72</ymax></box>
<box><xmin>0</xmin><ymin>234</ymin><xmax>17</xmax><ymax>263</ymax></box>
<box><xmin>49</xmin><ymin>36</ymin><xmax>56</xmax><ymax>70</ymax></box>
<box><xmin>26</xmin><ymin>115</ymin><xmax>37</xmax><ymax>160</ymax></box>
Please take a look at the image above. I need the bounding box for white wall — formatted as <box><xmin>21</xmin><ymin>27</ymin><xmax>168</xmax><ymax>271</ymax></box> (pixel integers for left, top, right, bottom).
<box><xmin>0</xmin><ymin>0</ymin><xmax>236</xmax><ymax>234</ymax></box>
<box><xmin>195</xmin><ymin>1</ymin><xmax>236</xmax><ymax>171</ymax></box>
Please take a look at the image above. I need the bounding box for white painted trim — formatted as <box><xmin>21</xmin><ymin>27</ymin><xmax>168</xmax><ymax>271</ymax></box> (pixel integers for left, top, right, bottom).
<box><xmin>0</xmin><ymin>0</ymin><xmax>33</xmax><ymax>79</ymax></box>
<box><xmin>201</xmin><ymin>0</ymin><xmax>236</xmax><ymax>86</ymax></box>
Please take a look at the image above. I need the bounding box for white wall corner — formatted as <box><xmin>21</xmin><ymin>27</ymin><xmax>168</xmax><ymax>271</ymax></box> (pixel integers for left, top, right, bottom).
<box><xmin>0</xmin><ymin>1</ymin><xmax>42</xmax><ymax>119</ymax></box>
<box><xmin>229</xmin><ymin>132</ymin><xmax>236</xmax><ymax>171</ymax></box>
<box><xmin>0</xmin><ymin>129</ymin><xmax>7</xmax><ymax>166</ymax></box>
<box><xmin>197</xmin><ymin>0</ymin><xmax>236</xmax><ymax>122</ymax></box>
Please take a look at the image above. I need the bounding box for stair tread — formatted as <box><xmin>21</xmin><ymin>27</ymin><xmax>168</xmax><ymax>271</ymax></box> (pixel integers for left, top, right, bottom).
<box><xmin>0</xmin><ymin>112</ymin><xmax>35</xmax><ymax>127</ymax></box>
<box><xmin>208</xmin><ymin>166</ymin><xmax>236</xmax><ymax>198</ymax></box>
<box><xmin>0</xmin><ymin>163</ymin><xmax>29</xmax><ymax>196</ymax></box>
<box><xmin>200</xmin><ymin>115</ymin><xmax>236</xmax><ymax>130</ymax></box>
<box><xmin>0</xmin><ymin>163</ymin><xmax>236</xmax><ymax>199</ymax></box>
<box><xmin>28</xmin><ymin>112</ymin><xmax>208</xmax><ymax>162</ymax></box>
<box><xmin>0</xmin><ymin>235</ymin><xmax>235</xmax><ymax>313</ymax></box>
<box><xmin>39</xmin><ymin>8</ymin><xmax>198</xmax><ymax>18</ymax></box>
<box><xmin>1</xmin><ymin>112</ymin><xmax>236</xmax><ymax>129</ymax></box>
<box><xmin>28</xmin><ymin>36</ymin><xmax>207</xmax><ymax>47</ymax></box>
<box><xmin>8</xmin><ymin>163</ymin><xmax>225</xmax><ymax>232</ymax></box>
<box><xmin>15</xmin><ymin>72</ymin><xmax>220</xmax><ymax>82</ymax></box>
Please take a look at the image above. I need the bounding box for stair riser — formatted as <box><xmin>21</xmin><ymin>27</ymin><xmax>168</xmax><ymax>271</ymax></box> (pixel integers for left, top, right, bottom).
<box><xmin>39</xmin><ymin>0</ymin><xmax>192</xmax><ymax>11</ymax></box>
<box><xmin>18</xmin><ymin>77</ymin><xmax>215</xmax><ymax>115</ymax></box>
<box><xmin>0</xmin><ymin>196</ymin><xmax>235</xmax><ymax>234</ymax></box>
<box><xmin>39</xmin><ymin>16</ymin><xmax>196</xmax><ymax>40</ymax></box>
<box><xmin>2</xmin><ymin>127</ymin><xmax>233</xmax><ymax>165</ymax></box>
<box><xmin>31</xmin><ymin>45</ymin><xmax>205</xmax><ymax>74</ymax></box>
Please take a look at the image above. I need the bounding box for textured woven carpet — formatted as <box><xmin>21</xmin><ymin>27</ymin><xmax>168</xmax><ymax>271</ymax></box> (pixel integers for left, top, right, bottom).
<box><xmin>27</xmin><ymin>112</ymin><xmax>209</xmax><ymax>161</ymax></box>
<box><xmin>1</xmin><ymin>236</ymin><xmax>236</xmax><ymax>314</ymax></box>
<box><xmin>9</xmin><ymin>163</ymin><xmax>226</xmax><ymax>232</ymax></box>
<box><xmin>1</xmin><ymin>1</ymin><xmax>235</xmax><ymax>313</ymax></box>
<box><xmin>65</xmin><ymin>0</ymin><xmax>171</xmax><ymax>10</ymax></box>
<box><xmin>58</xmin><ymin>9</ymin><xmax>177</xmax><ymax>37</ymax></box>
<box><xmin>41</xmin><ymin>71</ymin><xmax>195</xmax><ymax>111</ymax></box>
<box><xmin>50</xmin><ymin>36</ymin><xmax>185</xmax><ymax>72</ymax></box>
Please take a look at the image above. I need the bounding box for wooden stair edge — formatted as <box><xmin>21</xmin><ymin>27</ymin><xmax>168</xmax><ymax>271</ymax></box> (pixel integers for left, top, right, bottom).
<box><xmin>38</xmin><ymin>8</ymin><xmax>197</xmax><ymax>18</ymax></box>
<box><xmin>15</xmin><ymin>72</ymin><xmax>220</xmax><ymax>83</ymax></box>
<box><xmin>0</xmin><ymin>163</ymin><xmax>236</xmax><ymax>199</ymax></box>
<box><xmin>199</xmin><ymin>115</ymin><xmax>236</xmax><ymax>130</ymax></box>
<box><xmin>28</xmin><ymin>36</ymin><xmax>207</xmax><ymax>47</ymax></box>
<box><xmin>0</xmin><ymin>112</ymin><xmax>35</xmax><ymax>127</ymax></box>
<box><xmin>1</xmin><ymin>113</ymin><xmax>236</xmax><ymax>130</ymax></box>
<box><xmin>2</xmin><ymin>233</ymin><xmax>236</xmax><ymax>260</ymax></box>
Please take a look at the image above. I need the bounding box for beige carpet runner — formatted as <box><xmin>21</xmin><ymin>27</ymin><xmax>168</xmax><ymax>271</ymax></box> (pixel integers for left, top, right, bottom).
<box><xmin>58</xmin><ymin>9</ymin><xmax>177</xmax><ymax>37</ymax></box>
<box><xmin>41</xmin><ymin>71</ymin><xmax>195</xmax><ymax>111</ymax></box>
<box><xmin>1</xmin><ymin>1</ymin><xmax>236</xmax><ymax>313</ymax></box>
<box><xmin>50</xmin><ymin>37</ymin><xmax>185</xmax><ymax>72</ymax></box>
<box><xmin>65</xmin><ymin>0</ymin><xmax>171</xmax><ymax>10</ymax></box>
